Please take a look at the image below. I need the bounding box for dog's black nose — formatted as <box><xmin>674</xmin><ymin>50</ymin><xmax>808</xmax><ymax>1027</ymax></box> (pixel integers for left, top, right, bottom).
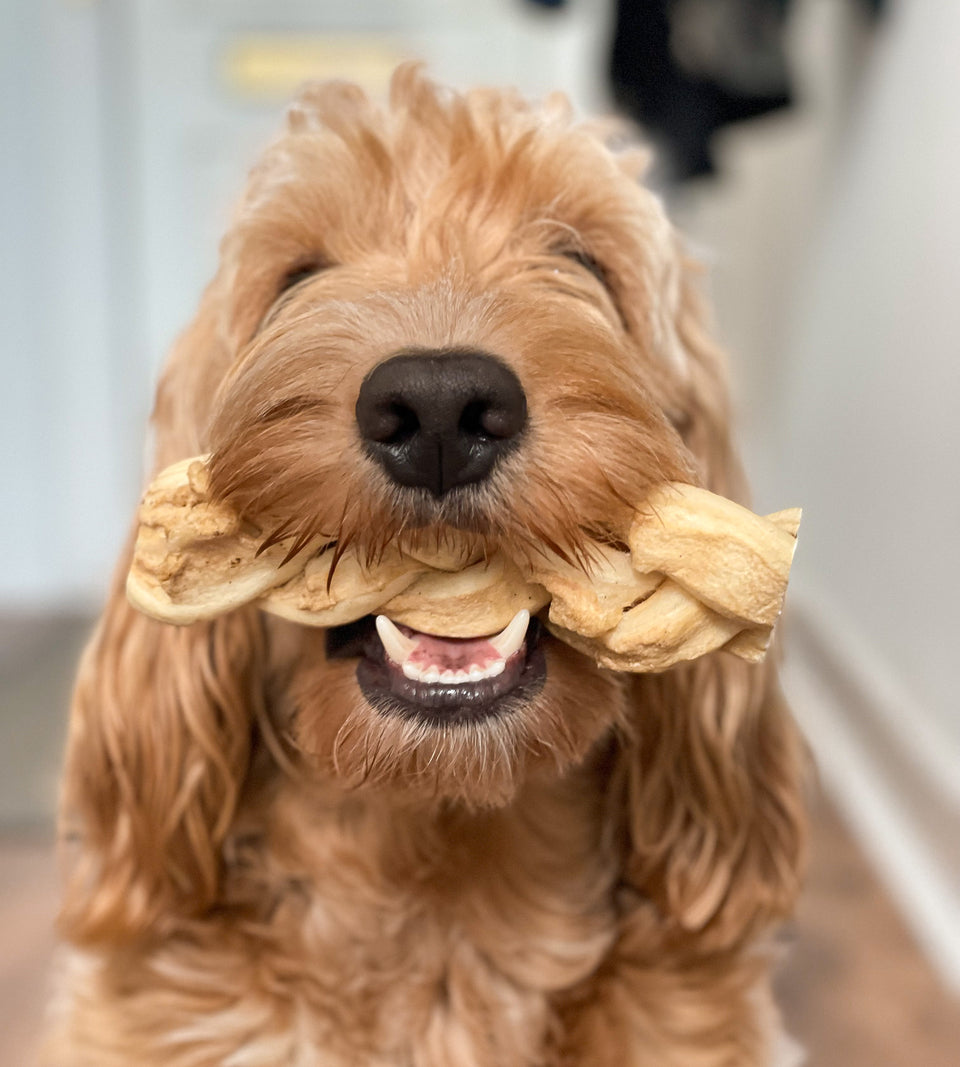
<box><xmin>355</xmin><ymin>349</ymin><xmax>527</xmax><ymax>497</ymax></box>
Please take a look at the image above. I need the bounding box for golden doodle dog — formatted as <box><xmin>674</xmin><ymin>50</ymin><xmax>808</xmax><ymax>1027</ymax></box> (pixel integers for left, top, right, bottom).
<box><xmin>50</xmin><ymin>66</ymin><xmax>807</xmax><ymax>1066</ymax></box>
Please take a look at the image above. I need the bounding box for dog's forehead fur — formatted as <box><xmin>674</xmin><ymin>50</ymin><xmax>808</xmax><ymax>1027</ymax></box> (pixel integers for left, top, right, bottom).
<box><xmin>221</xmin><ymin>68</ymin><xmax>681</xmax><ymax>367</ymax></box>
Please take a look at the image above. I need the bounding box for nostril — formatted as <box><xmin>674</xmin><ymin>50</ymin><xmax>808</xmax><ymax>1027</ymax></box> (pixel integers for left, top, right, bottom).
<box><xmin>476</xmin><ymin>400</ymin><xmax>525</xmax><ymax>440</ymax></box>
<box><xmin>459</xmin><ymin>400</ymin><xmax>489</xmax><ymax>439</ymax></box>
<box><xmin>459</xmin><ymin>398</ymin><xmax>525</xmax><ymax>441</ymax></box>
<box><xmin>368</xmin><ymin>402</ymin><xmax>420</xmax><ymax>445</ymax></box>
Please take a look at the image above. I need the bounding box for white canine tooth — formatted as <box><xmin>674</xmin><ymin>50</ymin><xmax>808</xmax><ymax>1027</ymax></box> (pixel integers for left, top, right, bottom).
<box><xmin>489</xmin><ymin>609</ymin><xmax>530</xmax><ymax>660</ymax></box>
<box><xmin>376</xmin><ymin>615</ymin><xmax>417</xmax><ymax>665</ymax></box>
<box><xmin>402</xmin><ymin>661</ymin><xmax>421</xmax><ymax>681</ymax></box>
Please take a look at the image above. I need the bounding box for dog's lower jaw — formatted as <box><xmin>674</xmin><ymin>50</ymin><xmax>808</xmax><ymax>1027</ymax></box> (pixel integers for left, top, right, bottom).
<box><xmin>277</xmin><ymin>624</ymin><xmax>618</xmax><ymax>809</ymax></box>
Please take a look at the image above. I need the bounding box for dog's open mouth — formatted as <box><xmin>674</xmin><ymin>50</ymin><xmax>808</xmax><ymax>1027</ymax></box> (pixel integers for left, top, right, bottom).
<box><xmin>327</xmin><ymin>610</ymin><xmax>546</xmax><ymax>725</ymax></box>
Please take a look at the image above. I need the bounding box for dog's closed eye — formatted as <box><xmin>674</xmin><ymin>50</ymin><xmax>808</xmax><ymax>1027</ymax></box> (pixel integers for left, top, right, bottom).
<box><xmin>278</xmin><ymin>257</ymin><xmax>332</xmax><ymax>295</ymax></box>
<box><xmin>561</xmin><ymin>248</ymin><xmax>608</xmax><ymax>289</ymax></box>
<box><xmin>554</xmin><ymin>247</ymin><xmax>626</xmax><ymax>328</ymax></box>
<box><xmin>255</xmin><ymin>258</ymin><xmax>334</xmax><ymax>334</ymax></box>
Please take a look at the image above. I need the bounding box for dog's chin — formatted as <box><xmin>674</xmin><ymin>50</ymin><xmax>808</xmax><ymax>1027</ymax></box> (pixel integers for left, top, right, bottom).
<box><xmin>286</xmin><ymin>620</ymin><xmax>620</xmax><ymax>808</ymax></box>
<box><xmin>286</xmin><ymin>613</ymin><xmax>550</xmax><ymax>806</ymax></box>
<box><xmin>326</xmin><ymin>614</ymin><xmax>547</xmax><ymax>727</ymax></box>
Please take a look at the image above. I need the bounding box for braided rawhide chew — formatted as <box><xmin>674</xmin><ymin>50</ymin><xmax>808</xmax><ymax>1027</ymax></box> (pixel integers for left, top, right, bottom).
<box><xmin>126</xmin><ymin>456</ymin><xmax>800</xmax><ymax>672</ymax></box>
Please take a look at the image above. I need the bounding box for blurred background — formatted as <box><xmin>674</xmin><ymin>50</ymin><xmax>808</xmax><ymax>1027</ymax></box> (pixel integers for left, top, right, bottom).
<box><xmin>1</xmin><ymin>0</ymin><xmax>957</xmax><ymax>1062</ymax></box>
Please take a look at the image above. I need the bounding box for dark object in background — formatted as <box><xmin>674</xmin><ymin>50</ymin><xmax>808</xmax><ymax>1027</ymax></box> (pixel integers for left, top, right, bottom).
<box><xmin>610</xmin><ymin>0</ymin><xmax>794</xmax><ymax>182</ymax></box>
<box><xmin>527</xmin><ymin>0</ymin><xmax>885</xmax><ymax>183</ymax></box>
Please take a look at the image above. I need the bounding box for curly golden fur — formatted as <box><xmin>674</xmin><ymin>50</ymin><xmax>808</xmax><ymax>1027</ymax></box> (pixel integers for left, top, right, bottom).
<box><xmin>49</xmin><ymin>67</ymin><xmax>807</xmax><ymax>1066</ymax></box>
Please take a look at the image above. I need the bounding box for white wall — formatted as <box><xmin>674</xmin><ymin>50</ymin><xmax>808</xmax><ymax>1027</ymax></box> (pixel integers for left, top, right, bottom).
<box><xmin>777</xmin><ymin>0</ymin><xmax>960</xmax><ymax>749</ymax></box>
<box><xmin>775</xmin><ymin>0</ymin><xmax>960</xmax><ymax>989</ymax></box>
<box><xmin>0</xmin><ymin>1</ymin><xmax>135</xmax><ymax>608</ymax></box>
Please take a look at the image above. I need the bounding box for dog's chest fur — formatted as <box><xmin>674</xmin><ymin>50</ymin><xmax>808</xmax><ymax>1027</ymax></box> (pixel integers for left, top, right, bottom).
<box><xmin>234</xmin><ymin>770</ymin><xmax>617</xmax><ymax>1065</ymax></box>
<box><xmin>65</xmin><ymin>765</ymin><xmax>620</xmax><ymax>1066</ymax></box>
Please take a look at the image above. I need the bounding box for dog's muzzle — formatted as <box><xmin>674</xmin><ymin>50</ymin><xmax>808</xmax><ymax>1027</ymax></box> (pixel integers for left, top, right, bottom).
<box><xmin>355</xmin><ymin>348</ymin><xmax>527</xmax><ymax>498</ymax></box>
<box><xmin>347</xmin><ymin>350</ymin><xmax>540</xmax><ymax>724</ymax></box>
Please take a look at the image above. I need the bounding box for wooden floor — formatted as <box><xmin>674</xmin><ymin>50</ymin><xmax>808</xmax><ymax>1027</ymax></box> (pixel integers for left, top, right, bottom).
<box><xmin>776</xmin><ymin>801</ymin><xmax>959</xmax><ymax>1065</ymax></box>
<box><xmin>2</xmin><ymin>801</ymin><xmax>957</xmax><ymax>1066</ymax></box>
<box><xmin>0</xmin><ymin>838</ymin><xmax>60</xmax><ymax>1067</ymax></box>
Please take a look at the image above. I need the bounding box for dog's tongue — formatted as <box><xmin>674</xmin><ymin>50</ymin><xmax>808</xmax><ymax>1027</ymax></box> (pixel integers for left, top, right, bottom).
<box><xmin>401</xmin><ymin>629</ymin><xmax>502</xmax><ymax>672</ymax></box>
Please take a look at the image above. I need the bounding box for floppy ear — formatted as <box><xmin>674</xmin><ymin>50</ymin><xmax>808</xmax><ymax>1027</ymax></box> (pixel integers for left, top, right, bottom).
<box><xmin>617</xmin><ymin>658</ymin><xmax>806</xmax><ymax>948</ymax></box>
<box><xmin>612</xmin><ymin>254</ymin><xmax>807</xmax><ymax>949</ymax></box>
<box><xmin>58</xmin><ymin>285</ymin><xmax>266</xmax><ymax>946</ymax></box>
<box><xmin>58</xmin><ymin>583</ymin><xmax>266</xmax><ymax>946</ymax></box>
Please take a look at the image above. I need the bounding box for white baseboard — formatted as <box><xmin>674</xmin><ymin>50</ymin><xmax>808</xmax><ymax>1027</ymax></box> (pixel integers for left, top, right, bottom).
<box><xmin>782</xmin><ymin>590</ymin><xmax>960</xmax><ymax>993</ymax></box>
